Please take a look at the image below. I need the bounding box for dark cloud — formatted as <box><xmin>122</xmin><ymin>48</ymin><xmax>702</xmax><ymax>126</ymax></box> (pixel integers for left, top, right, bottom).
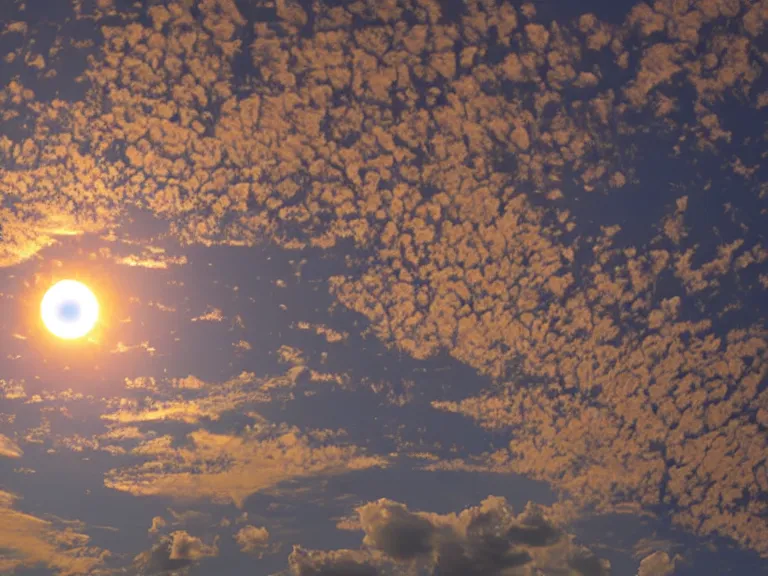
<box><xmin>358</xmin><ymin>499</ymin><xmax>436</xmax><ymax>561</ymax></box>
<box><xmin>357</xmin><ymin>497</ymin><xmax>554</xmax><ymax>574</ymax></box>
<box><xmin>288</xmin><ymin>497</ymin><xmax>610</xmax><ymax>576</ymax></box>
<box><xmin>133</xmin><ymin>541</ymin><xmax>194</xmax><ymax>575</ymax></box>
<box><xmin>568</xmin><ymin>546</ymin><xmax>613</xmax><ymax>576</ymax></box>
<box><xmin>132</xmin><ymin>530</ymin><xmax>218</xmax><ymax>575</ymax></box>
<box><xmin>434</xmin><ymin>537</ymin><xmax>532</xmax><ymax>576</ymax></box>
<box><xmin>288</xmin><ymin>546</ymin><xmax>380</xmax><ymax>576</ymax></box>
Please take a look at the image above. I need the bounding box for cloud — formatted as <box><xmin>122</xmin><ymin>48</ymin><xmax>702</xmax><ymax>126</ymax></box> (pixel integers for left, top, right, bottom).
<box><xmin>168</xmin><ymin>509</ymin><xmax>212</xmax><ymax>528</ymax></box>
<box><xmin>191</xmin><ymin>306</ymin><xmax>225</xmax><ymax>322</ymax></box>
<box><xmin>0</xmin><ymin>491</ymin><xmax>109</xmax><ymax>575</ymax></box>
<box><xmin>288</xmin><ymin>547</ymin><xmax>380</xmax><ymax>576</ymax></box>
<box><xmin>287</xmin><ymin>496</ymin><xmax>610</xmax><ymax>576</ymax></box>
<box><xmin>637</xmin><ymin>550</ymin><xmax>681</xmax><ymax>576</ymax></box>
<box><xmin>169</xmin><ymin>530</ymin><xmax>218</xmax><ymax>561</ymax></box>
<box><xmin>0</xmin><ymin>378</ymin><xmax>27</xmax><ymax>399</ymax></box>
<box><xmin>110</xmin><ymin>341</ymin><xmax>157</xmax><ymax>355</ymax></box>
<box><xmin>172</xmin><ymin>375</ymin><xmax>206</xmax><ymax>390</ymax></box>
<box><xmin>359</xmin><ymin>501</ymin><xmax>435</xmax><ymax>561</ymax></box>
<box><xmin>116</xmin><ymin>252</ymin><xmax>188</xmax><ymax>269</ymax></box>
<box><xmin>363</xmin><ymin>497</ymin><xmax>604</xmax><ymax>576</ymax></box>
<box><xmin>148</xmin><ymin>516</ymin><xmax>167</xmax><ymax>535</ymax></box>
<box><xmin>278</xmin><ymin>345</ymin><xmax>306</xmax><ymax>366</ymax></box>
<box><xmin>233</xmin><ymin>339</ymin><xmax>252</xmax><ymax>351</ymax></box>
<box><xmin>234</xmin><ymin>525</ymin><xmax>271</xmax><ymax>554</ymax></box>
<box><xmin>132</xmin><ymin>530</ymin><xmax>218</xmax><ymax>575</ymax></box>
<box><xmin>105</xmin><ymin>424</ymin><xmax>387</xmax><ymax>507</ymax></box>
<box><xmin>294</xmin><ymin>322</ymin><xmax>348</xmax><ymax>343</ymax></box>
<box><xmin>101</xmin><ymin>371</ymin><xmax>278</xmax><ymax>424</ymax></box>
<box><xmin>2</xmin><ymin>0</ymin><xmax>767</xmax><ymax>562</ymax></box>
<box><xmin>0</xmin><ymin>433</ymin><xmax>22</xmax><ymax>458</ymax></box>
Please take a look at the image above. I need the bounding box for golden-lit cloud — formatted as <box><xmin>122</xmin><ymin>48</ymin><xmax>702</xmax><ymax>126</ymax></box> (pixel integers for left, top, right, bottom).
<box><xmin>105</xmin><ymin>423</ymin><xmax>387</xmax><ymax>507</ymax></box>
<box><xmin>1</xmin><ymin>0</ymin><xmax>767</xmax><ymax>565</ymax></box>
<box><xmin>102</xmin><ymin>371</ymin><xmax>282</xmax><ymax>424</ymax></box>
<box><xmin>0</xmin><ymin>378</ymin><xmax>27</xmax><ymax>400</ymax></box>
<box><xmin>110</xmin><ymin>340</ymin><xmax>157</xmax><ymax>355</ymax></box>
<box><xmin>148</xmin><ymin>515</ymin><xmax>167</xmax><ymax>535</ymax></box>
<box><xmin>234</xmin><ymin>525</ymin><xmax>272</xmax><ymax>555</ymax></box>
<box><xmin>0</xmin><ymin>491</ymin><xmax>109</xmax><ymax>575</ymax></box>
<box><xmin>0</xmin><ymin>433</ymin><xmax>23</xmax><ymax>458</ymax></box>
<box><xmin>295</xmin><ymin>321</ymin><xmax>349</xmax><ymax>343</ymax></box>
<box><xmin>116</xmin><ymin>251</ymin><xmax>188</xmax><ymax>269</ymax></box>
<box><xmin>191</xmin><ymin>306</ymin><xmax>225</xmax><ymax>322</ymax></box>
<box><xmin>637</xmin><ymin>550</ymin><xmax>682</xmax><ymax>576</ymax></box>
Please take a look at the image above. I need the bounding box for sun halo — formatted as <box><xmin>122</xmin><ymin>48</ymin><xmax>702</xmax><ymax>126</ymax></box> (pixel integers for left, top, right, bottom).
<box><xmin>40</xmin><ymin>279</ymin><xmax>100</xmax><ymax>340</ymax></box>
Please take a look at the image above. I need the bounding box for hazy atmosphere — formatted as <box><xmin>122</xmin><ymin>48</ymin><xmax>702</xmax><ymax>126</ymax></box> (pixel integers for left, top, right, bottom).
<box><xmin>1</xmin><ymin>0</ymin><xmax>767</xmax><ymax>574</ymax></box>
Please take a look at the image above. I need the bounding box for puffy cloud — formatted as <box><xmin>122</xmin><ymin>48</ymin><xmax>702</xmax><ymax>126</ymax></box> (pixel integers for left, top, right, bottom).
<box><xmin>624</xmin><ymin>43</ymin><xmax>684</xmax><ymax>107</ymax></box>
<box><xmin>234</xmin><ymin>524</ymin><xmax>271</xmax><ymax>554</ymax></box>
<box><xmin>637</xmin><ymin>550</ymin><xmax>681</xmax><ymax>576</ymax></box>
<box><xmin>359</xmin><ymin>500</ymin><xmax>435</xmax><ymax>561</ymax></box>
<box><xmin>294</xmin><ymin>321</ymin><xmax>349</xmax><ymax>343</ymax></box>
<box><xmin>149</xmin><ymin>516</ymin><xmax>167</xmax><ymax>534</ymax></box>
<box><xmin>169</xmin><ymin>530</ymin><xmax>218</xmax><ymax>561</ymax></box>
<box><xmin>0</xmin><ymin>378</ymin><xmax>27</xmax><ymax>399</ymax></box>
<box><xmin>288</xmin><ymin>547</ymin><xmax>380</xmax><ymax>576</ymax></box>
<box><xmin>132</xmin><ymin>530</ymin><xmax>218</xmax><ymax>575</ymax></box>
<box><xmin>233</xmin><ymin>339</ymin><xmax>252</xmax><ymax>351</ymax></box>
<box><xmin>191</xmin><ymin>306</ymin><xmax>225</xmax><ymax>322</ymax></box>
<box><xmin>365</xmin><ymin>497</ymin><xmax>604</xmax><ymax>575</ymax></box>
<box><xmin>278</xmin><ymin>345</ymin><xmax>306</xmax><ymax>366</ymax></box>
<box><xmin>525</xmin><ymin>23</ymin><xmax>550</xmax><ymax>51</ymax></box>
<box><xmin>287</xmin><ymin>497</ymin><xmax>610</xmax><ymax>576</ymax></box>
<box><xmin>172</xmin><ymin>375</ymin><xmax>206</xmax><ymax>389</ymax></box>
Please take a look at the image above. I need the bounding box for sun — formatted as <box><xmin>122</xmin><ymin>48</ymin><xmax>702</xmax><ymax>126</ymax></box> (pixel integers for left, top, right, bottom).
<box><xmin>41</xmin><ymin>279</ymin><xmax>100</xmax><ymax>340</ymax></box>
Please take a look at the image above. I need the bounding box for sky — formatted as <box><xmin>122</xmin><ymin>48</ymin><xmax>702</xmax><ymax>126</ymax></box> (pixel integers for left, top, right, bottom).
<box><xmin>0</xmin><ymin>0</ymin><xmax>767</xmax><ymax>575</ymax></box>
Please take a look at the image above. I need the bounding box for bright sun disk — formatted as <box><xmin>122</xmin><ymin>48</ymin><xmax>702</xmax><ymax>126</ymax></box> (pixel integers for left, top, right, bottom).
<box><xmin>41</xmin><ymin>279</ymin><xmax>99</xmax><ymax>340</ymax></box>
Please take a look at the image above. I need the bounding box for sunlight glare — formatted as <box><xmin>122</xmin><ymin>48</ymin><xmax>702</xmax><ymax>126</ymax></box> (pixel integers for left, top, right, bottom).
<box><xmin>40</xmin><ymin>280</ymin><xmax>100</xmax><ymax>340</ymax></box>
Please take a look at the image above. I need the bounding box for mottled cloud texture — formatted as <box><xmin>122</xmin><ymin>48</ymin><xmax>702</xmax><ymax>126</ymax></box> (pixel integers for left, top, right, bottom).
<box><xmin>1</xmin><ymin>0</ymin><xmax>767</xmax><ymax>572</ymax></box>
